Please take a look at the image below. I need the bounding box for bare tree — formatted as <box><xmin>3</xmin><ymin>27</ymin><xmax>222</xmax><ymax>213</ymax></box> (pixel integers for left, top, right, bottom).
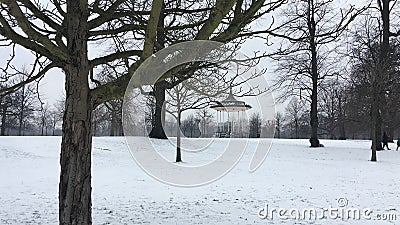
<box><xmin>104</xmin><ymin>99</ymin><xmax>123</xmax><ymax>136</ymax></box>
<box><xmin>262</xmin><ymin>119</ymin><xmax>276</xmax><ymax>138</ymax></box>
<box><xmin>143</xmin><ymin>0</ymin><xmax>286</xmax><ymax>139</ymax></box>
<box><xmin>36</xmin><ymin>102</ymin><xmax>50</xmax><ymax>136</ymax></box>
<box><xmin>318</xmin><ymin>79</ymin><xmax>348</xmax><ymax>139</ymax></box>
<box><xmin>285</xmin><ymin>97</ymin><xmax>307</xmax><ymax>139</ymax></box>
<box><xmin>274</xmin><ymin>112</ymin><xmax>284</xmax><ymax>138</ymax></box>
<box><xmin>48</xmin><ymin>108</ymin><xmax>61</xmax><ymax>136</ymax></box>
<box><xmin>92</xmin><ymin>104</ymin><xmax>109</xmax><ymax>136</ymax></box>
<box><xmin>369</xmin><ymin>0</ymin><xmax>400</xmax><ymax>161</ymax></box>
<box><xmin>0</xmin><ymin>89</ymin><xmax>13</xmax><ymax>135</ymax></box>
<box><xmin>249</xmin><ymin>112</ymin><xmax>261</xmax><ymax>138</ymax></box>
<box><xmin>166</xmin><ymin>78</ymin><xmax>217</xmax><ymax>162</ymax></box>
<box><xmin>13</xmin><ymin>82</ymin><xmax>37</xmax><ymax>135</ymax></box>
<box><xmin>181</xmin><ymin>114</ymin><xmax>201</xmax><ymax>138</ymax></box>
<box><xmin>347</xmin><ymin>2</ymin><xmax>400</xmax><ymax>161</ymax></box>
<box><xmin>196</xmin><ymin>108</ymin><xmax>214</xmax><ymax>138</ymax></box>
<box><xmin>0</xmin><ymin>0</ymin><xmax>285</xmax><ymax>223</ymax></box>
<box><xmin>266</xmin><ymin>0</ymin><xmax>366</xmax><ymax>147</ymax></box>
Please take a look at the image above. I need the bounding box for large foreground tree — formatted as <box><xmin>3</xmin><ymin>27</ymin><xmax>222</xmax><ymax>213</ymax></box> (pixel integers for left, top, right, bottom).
<box><xmin>0</xmin><ymin>0</ymin><xmax>285</xmax><ymax>223</ymax></box>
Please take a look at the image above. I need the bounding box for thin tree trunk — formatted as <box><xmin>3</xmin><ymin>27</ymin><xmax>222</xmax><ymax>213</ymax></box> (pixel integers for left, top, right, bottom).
<box><xmin>59</xmin><ymin>1</ymin><xmax>92</xmax><ymax>224</ymax></box>
<box><xmin>338</xmin><ymin>97</ymin><xmax>346</xmax><ymax>140</ymax></box>
<box><xmin>371</xmin><ymin>90</ymin><xmax>378</xmax><ymax>161</ymax></box>
<box><xmin>41</xmin><ymin>119</ymin><xmax>45</xmax><ymax>136</ymax></box>
<box><xmin>176</xmin><ymin>85</ymin><xmax>182</xmax><ymax>162</ymax></box>
<box><xmin>375</xmin><ymin>111</ymin><xmax>383</xmax><ymax>150</ymax></box>
<box><xmin>52</xmin><ymin>118</ymin><xmax>56</xmax><ymax>136</ymax></box>
<box><xmin>18</xmin><ymin>114</ymin><xmax>23</xmax><ymax>136</ymax></box>
<box><xmin>110</xmin><ymin>111</ymin><xmax>116</xmax><ymax>136</ymax></box>
<box><xmin>277</xmin><ymin>126</ymin><xmax>280</xmax><ymax>139</ymax></box>
<box><xmin>176</xmin><ymin>111</ymin><xmax>182</xmax><ymax>162</ymax></box>
<box><xmin>1</xmin><ymin>106</ymin><xmax>6</xmax><ymax>136</ymax></box>
<box><xmin>18</xmin><ymin>86</ymin><xmax>25</xmax><ymax>136</ymax></box>
<box><xmin>118</xmin><ymin>118</ymin><xmax>124</xmax><ymax>136</ymax></box>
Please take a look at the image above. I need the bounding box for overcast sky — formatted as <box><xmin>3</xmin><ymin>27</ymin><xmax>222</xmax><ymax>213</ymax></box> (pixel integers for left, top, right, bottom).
<box><xmin>0</xmin><ymin>0</ymin><xmax>376</xmax><ymax>113</ymax></box>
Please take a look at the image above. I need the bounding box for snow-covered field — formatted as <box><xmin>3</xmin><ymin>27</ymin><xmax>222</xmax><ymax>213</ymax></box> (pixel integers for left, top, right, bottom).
<box><xmin>0</xmin><ymin>136</ymin><xmax>399</xmax><ymax>224</ymax></box>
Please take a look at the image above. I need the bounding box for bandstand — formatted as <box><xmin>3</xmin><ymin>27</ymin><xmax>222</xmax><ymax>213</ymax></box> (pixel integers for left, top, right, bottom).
<box><xmin>210</xmin><ymin>92</ymin><xmax>252</xmax><ymax>138</ymax></box>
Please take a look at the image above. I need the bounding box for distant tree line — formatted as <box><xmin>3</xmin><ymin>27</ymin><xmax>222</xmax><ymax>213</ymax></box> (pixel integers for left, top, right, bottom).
<box><xmin>0</xmin><ymin>82</ymin><xmax>63</xmax><ymax>136</ymax></box>
<box><xmin>0</xmin><ymin>85</ymin><xmax>126</xmax><ymax>137</ymax></box>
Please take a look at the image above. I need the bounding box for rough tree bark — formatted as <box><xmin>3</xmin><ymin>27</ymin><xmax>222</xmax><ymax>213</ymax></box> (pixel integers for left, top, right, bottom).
<box><xmin>59</xmin><ymin>0</ymin><xmax>92</xmax><ymax>224</ymax></box>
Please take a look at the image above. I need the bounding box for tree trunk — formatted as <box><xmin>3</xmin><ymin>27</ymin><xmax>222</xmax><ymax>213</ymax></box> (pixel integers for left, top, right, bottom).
<box><xmin>18</xmin><ymin>86</ymin><xmax>25</xmax><ymax>136</ymax></box>
<box><xmin>309</xmin><ymin>53</ymin><xmax>320</xmax><ymax>147</ymax></box>
<box><xmin>176</xmin><ymin>111</ymin><xmax>182</xmax><ymax>162</ymax></box>
<box><xmin>148</xmin><ymin>3</ymin><xmax>167</xmax><ymax>139</ymax></box>
<box><xmin>41</xmin><ymin>120</ymin><xmax>45</xmax><ymax>136</ymax></box>
<box><xmin>309</xmin><ymin>6</ymin><xmax>320</xmax><ymax>147</ymax></box>
<box><xmin>149</xmin><ymin>81</ymin><xmax>167</xmax><ymax>139</ymax></box>
<box><xmin>110</xmin><ymin>111</ymin><xmax>116</xmax><ymax>136</ymax></box>
<box><xmin>59</xmin><ymin>1</ymin><xmax>92</xmax><ymax>224</ymax></box>
<box><xmin>371</xmin><ymin>90</ymin><xmax>378</xmax><ymax>161</ymax></box>
<box><xmin>1</xmin><ymin>105</ymin><xmax>6</xmax><ymax>136</ymax></box>
<box><xmin>175</xmin><ymin>85</ymin><xmax>182</xmax><ymax>162</ymax></box>
<box><xmin>375</xmin><ymin>111</ymin><xmax>383</xmax><ymax>150</ymax></box>
<box><xmin>375</xmin><ymin>0</ymin><xmax>390</xmax><ymax>149</ymax></box>
<box><xmin>338</xmin><ymin>97</ymin><xmax>346</xmax><ymax>140</ymax></box>
<box><xmin>118</xmin><ymin>118</ymin><xmax>124</xmax><ymax>136</ymax></box>
<box><xmin>18</xmin><ymin>115</ymin><xmax>23</xmax><ymax>135</ymax></box>
<box><xmin>52</xmin><ymin>118</ymin><xmax>56</xmax><ymax>136</ymax></box>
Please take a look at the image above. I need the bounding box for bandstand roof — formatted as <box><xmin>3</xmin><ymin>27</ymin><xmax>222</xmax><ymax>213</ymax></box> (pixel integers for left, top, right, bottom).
<box><xmin>210</xmin><ymin>92</ymin><xmax>252</xmax><ymax>112</ymax></box>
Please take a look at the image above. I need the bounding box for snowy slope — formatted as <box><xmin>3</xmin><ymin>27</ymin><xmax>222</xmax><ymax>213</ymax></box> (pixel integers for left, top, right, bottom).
<box><xmin>0</xmin><ymin>136</ymin><xmax>399</xmax><ymax>224</ymax></box>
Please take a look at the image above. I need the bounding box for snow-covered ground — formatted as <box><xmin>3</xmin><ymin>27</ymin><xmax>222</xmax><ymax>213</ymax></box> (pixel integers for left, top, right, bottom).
<box><xmin>0</xmin><ymin>136</ymin><xmax>399</xmax><ymax>224</ymax></box>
